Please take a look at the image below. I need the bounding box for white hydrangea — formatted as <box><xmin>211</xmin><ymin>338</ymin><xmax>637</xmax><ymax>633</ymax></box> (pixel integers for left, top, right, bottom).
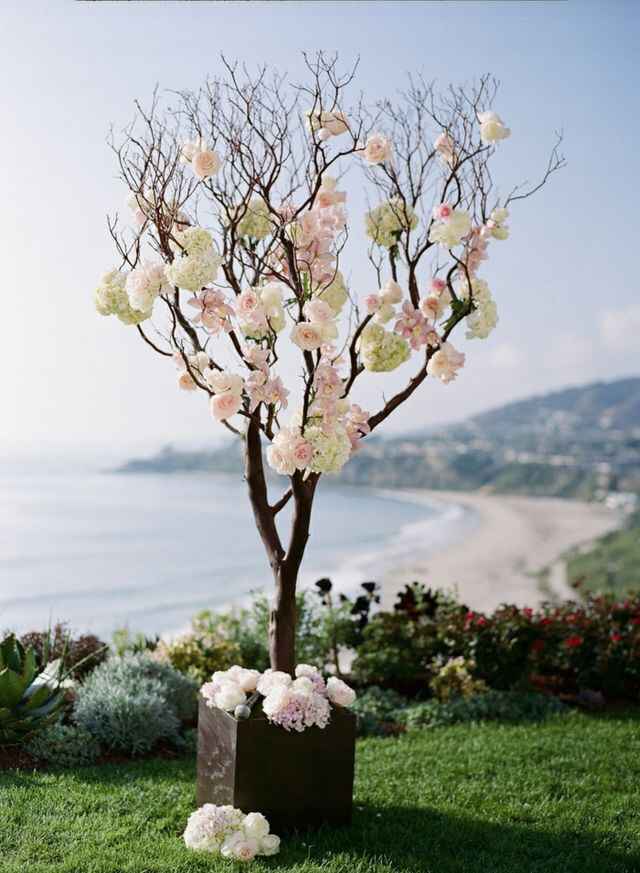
<box><xmin>165</xmin><ymin>250</ymin><xmax>221</xmax><ymax>292</ymax></box>
<box><xmin>458</xmin><ymin>277</ymin><xmax>499</xmax><ymax>340</ymax></box>
<box><xmin>365</xmin><ymin>199</ymin><xmax>418</xmax><ymax>248</ymax></box>
<box><xmin>304</xmin><ymin>423</ymin><xmax>352</xmax><ymax>474</ymax></box>
<box><xmin>237</xmin><ymin>198</ymin><xmax>273</xmax><ymax>240</ymax></box>
<box><xmin>317</xmin><ymin>271</ymin><xmax>349</xmax><ymax>314</ymax></box>
<box><xmin>183</xmin><ymin>804</ymin><xmax>245</xmax><ymax>852</ymax></box>
<box><xmin>359</xmin><ymin>322</ymin><xmax>410</xmax><ymax>372</ymax></box>
<box><xmin>173</xmin><ymin>226</ymin><xmax>216</xmax><ymax>257</ymax></box>
<box><xmin>95</xmin><ymin>269</ymin><xmax>151</xmax><ymax>325</ymax></box>
<box><xmin>428</xmin><ymin>209</ymin><xmax>471</xmax><ymax>248</ymax></box>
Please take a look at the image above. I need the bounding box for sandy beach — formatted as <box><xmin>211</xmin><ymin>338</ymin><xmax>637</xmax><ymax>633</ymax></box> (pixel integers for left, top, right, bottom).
<box><xmin>381</xmin><ymin>491</ymin><xmax>621</xmax><ymax>612</ymax></box>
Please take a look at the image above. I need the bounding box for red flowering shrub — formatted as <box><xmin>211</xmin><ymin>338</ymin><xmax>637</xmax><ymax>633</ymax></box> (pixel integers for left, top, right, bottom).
<box><xmin>350</xmin><ymin>583</ymin><xmax>640</xmax><ymax>699</ymax></box>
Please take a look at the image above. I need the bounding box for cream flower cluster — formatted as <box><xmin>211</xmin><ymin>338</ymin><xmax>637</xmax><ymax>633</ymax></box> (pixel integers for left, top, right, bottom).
<box><xmin>266</xmin><ymin>418</ymin><xmax>353</xmax><ymax>476</ymax></box>
<box><xmin>166</xmin><ymin>227</ymin><xmax>222</xmax><ymax>292</ymax></box>
<box><xmin>200</xmin><ymin>663</ymin><xmax>356</xmax><ymax>733</ymax></box>
<box><xmin>359</xmin><ymin>322</ymin><xmax>410</xmax><ymax>372</ymax></box>
<box><xmin>458</xmin><ymin>277</ymin><xmax>499</xmax><ymax>340</ymax></box>
<box><xmin>485</xmin><ymin>207</ymin><xmax>510</xmax><ymax>241</ymax></box>
<box><xmin>95</xmin><ymin>269</ymin><xmax>151</xmax><ymax>325</ymax></box>
<box><xmin>317</xmin><ymin>270</ymin><xmax>349</xmax><ymax>314</ymax></box>
<box><xmin>183</xmin><ymin>804</ymin><xmax>280</xmax><ymax>861</ymax></box>
<box><xmin>365</xmin><ymin>198</ymin><xmax>418</xmax><ymax>248</ymax></box>
<box><xmin>428</xmin><ymin>203</ymin><xmax>472</xmax><ymax>248</ymax></box>
<box><xmin>237</xmin><ymin>198</ymin><xmax>273</xmax><ymax>240</ymax></box>
<box><xmin>478</xmin><ymin>111</ymin><xmax>511</xmax><ymax>144</ymax></box>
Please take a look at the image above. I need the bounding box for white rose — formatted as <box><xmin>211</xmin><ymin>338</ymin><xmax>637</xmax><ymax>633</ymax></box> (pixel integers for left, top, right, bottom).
<box><xmin>295</xmin><ymin>664</ymin><xmax>322</xmax><ymax>679</ymax></box>
<box><xmin>221</xmin><ymin>833</ymin><xmax>259</xmax><ymax>862</ymax></box>
<box><xmin>363</xmin><ymin>133</ymin><xmax>392</xmax><ymax>165</ymax></box>
<box><xmin>291</xmin><ymin>676</ymin><xmax>315</xmax><ymax>696</ymax></box>
<box><xmin>226</xmin><ymin>666</ymin><xmax>260</xmax><ymax>693</ymax></box>
<box><xmin>207</xmin><ymin>371</ymin><xmax>244</xmax><ymax>396</ymax></box>
<box><xmin>213</xmin><ymin>681</ymin><xmax>246</xmax><ymax>712</ymax></box>
<box><xmin>256</xmin><ymin>669</ymin><xmax>292</xmax><ymax>696</ymax></box>
<box><xmin>243</xmin><ymin>812</ymin><xmax>270</xmax><ymax>841</ymax></box>
<box><xmin>326</xmin><ymin>676</ymin><xmax>356</xmax><ymax>707</ymax></box>
<box><xmin>259</xmin><ymin>834</ymin><xmax>281</xmax><ymax>856</ymax></box>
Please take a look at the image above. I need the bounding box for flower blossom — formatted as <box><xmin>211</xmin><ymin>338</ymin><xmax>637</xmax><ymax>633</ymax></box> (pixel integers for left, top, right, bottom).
<box><xmin>434</xmin><ymin>132</ymin><xmax>455</xmax><ymax>165</ymax></box>
<box><xmin>187</xmin><ymin>288</ymin><xmax>234</xmax><ymax>334</ymax></box>
<box><xmin>420</xmin><ymin>277</ymin><xmax>451</xmax><ymax>322</ymax></box>
<box><xmin>366</xmin><ymin>198</ymin><xmax>418</xmax><ymax>248</ymax></box>
<box><xmin>362</xmin><ymin>133</ymin><xmax>392</xmax><ymax>164</ymax></box>
<box><xmin>427</xmin><ymin>341</ymin><xmax>466</xmax><ymax>383</ymax></box>
<box><xmin>478</xmin><ymin>110</ymin><xmax>511</xmax><ymax>144</ymax></box>
<box><xmin>394</xmin><ymin>301</ymin><xmax>438</xmax><ymax>351</ymax></box>
<box><xmin>183</xmin><ymin>803</ymin><xmax>280</xmax><ymax>861</ymax></box>
<box><xmin>95</xmin><ymin>269</ymin><xmax>152</xmax><ymax>325</ymax></box>
<box><xmin>326</xmin><ymin>676</ymin><xmax>357</xmax><ymax>707</ymax></box>
<box><xmin>428</xmin><ymin>207</ymin><xmax>471</xmax><ymax>248</ymax></box>
<box><xmin>306</xmin><ymin>109</ymin><xmax>349</xmax><ymax>139</ymax></box>
<box><xmin>359</xmin><ymin>322</ymin><xmax>410</xmax><ymax>372</ymax></box>
<box><xmin>181</xmin><ymin>137</ymin><xmax>222</xmax><ymax>180</ymax></box>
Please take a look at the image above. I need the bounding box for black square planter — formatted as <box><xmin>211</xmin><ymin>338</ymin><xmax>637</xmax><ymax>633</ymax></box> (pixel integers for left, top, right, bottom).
<box><xmin>196</xmin><ymin>696</ymin><xmax>356</xmax><ymax>832</ymax></box>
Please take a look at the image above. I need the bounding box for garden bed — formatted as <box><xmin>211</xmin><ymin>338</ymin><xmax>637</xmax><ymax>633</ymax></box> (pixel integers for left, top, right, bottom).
<box><xmin>1</xmin><ymin>711</ymin><xmax>639</xmax><ymax>873</ymax></box>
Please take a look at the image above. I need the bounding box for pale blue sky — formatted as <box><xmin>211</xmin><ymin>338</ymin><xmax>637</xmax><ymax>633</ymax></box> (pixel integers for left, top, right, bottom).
<box><xmin>1</xmin><ymin>0</ymin><xmax>638</xmax><ymax>457</ymax></box>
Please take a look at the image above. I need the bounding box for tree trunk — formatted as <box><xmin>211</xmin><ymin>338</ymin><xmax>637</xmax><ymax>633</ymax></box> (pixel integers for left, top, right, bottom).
<box><xmin>268</xmin><ymin>472</ymin><xmax>317</xmax><ymax>672</ymax></box>
<box><xmin>244</xmin><ymin>413</ymin><xmax>318</xmax><ymax>674</ymax></box>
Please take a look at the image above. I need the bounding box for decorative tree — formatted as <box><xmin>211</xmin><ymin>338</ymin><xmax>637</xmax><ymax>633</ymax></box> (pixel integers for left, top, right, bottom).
<box><xmin>97</xmin><ymin>55</ymin><xmax>563</xmax><ymax>674</ymax></box>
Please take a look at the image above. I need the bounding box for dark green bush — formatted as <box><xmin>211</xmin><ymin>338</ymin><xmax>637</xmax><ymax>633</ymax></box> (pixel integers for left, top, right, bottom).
<box><xmin>350</xmin><ymin>686</ymin><xmax>407</xmax><ymax>736</ymax></box>
<box><xmin>398</xmin><ymin>690</ymin><xmax>567</xmax><ymax>730</ymax></box>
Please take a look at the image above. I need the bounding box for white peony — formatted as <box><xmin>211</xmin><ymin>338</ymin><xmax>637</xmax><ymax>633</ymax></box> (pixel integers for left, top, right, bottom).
<box><xmin>362</xmin><ymin>133</ymin><xmax>392</xmax><ymax>165</ymax></box>
<box><xmin>243</xmin><ymin>813</ymin><xmax>270</xmax><ymax>841</ymax></box>
<box><xmin>213</xmin><ymin>681</ymin><xmax>246</xmax><ymax>712</ymax></box>
<box><xmin>256</xmin><ymin>669</ymin><xmax>292</xmax><ymax>696</ymax></box>
<box><xmin>220</xmin><ymin>833</ymin><xmax>259</xmax><ymax>863</ymax></box>
<box><xmin>259</xmin><ymin>834</ymin><xmax>281</xmax><ymax>856</ymax></box>
<box><xmin>478</xmin><ymin>111</ymin><xmax>511</xmax><ymax>144</ymax></box>
<box><xmin>326</xmin><ymin>676</ymin><xmax>357</xmax><ymax>707</ymax></box>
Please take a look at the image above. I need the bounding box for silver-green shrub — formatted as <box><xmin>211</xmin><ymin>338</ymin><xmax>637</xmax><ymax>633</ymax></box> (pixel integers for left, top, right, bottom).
<box><xmin>73</xmin><ymin>654</ymin><xmax>194</xmax><ymax>755</ymax></box>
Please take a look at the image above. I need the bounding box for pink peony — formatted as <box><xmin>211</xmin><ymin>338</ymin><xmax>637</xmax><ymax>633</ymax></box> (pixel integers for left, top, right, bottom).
<box><xmin>210</xmin><ymin>392</ymin><xmax>242</xmax><ymax>421</ymax></box>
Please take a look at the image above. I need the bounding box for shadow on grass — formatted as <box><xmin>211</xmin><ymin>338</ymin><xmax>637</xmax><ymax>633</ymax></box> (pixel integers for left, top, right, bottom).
<box><xmin>274</xmin><ymin>804</ymin><xmax>640</xmax><ymax>873</ymax></box>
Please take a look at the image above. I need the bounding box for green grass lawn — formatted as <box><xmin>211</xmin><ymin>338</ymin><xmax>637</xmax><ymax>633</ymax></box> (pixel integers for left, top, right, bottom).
<box><xmin>1</xmin><ymin>712</ymin><xmax>640</xmax><ymax>873</ymax></box>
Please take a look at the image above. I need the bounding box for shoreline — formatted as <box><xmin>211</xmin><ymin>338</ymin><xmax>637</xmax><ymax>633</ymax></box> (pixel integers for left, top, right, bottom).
<box><xmin>376</xmin><ymin>490</ymin><xmax>621</xmax><ymax>613</ymax></box>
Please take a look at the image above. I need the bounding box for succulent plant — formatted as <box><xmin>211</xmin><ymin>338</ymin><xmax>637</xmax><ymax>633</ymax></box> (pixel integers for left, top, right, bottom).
<box><xmin>0</xmin><ymin>634</ymin><xmax>65</xmax><ymax>745</ymax></box>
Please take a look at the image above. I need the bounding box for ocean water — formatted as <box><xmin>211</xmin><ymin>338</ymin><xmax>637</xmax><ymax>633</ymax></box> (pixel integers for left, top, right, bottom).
<box><xmin>0</xmin><ymin>464</ymin><xmax>472</xmax><ymax>640</ymax></box>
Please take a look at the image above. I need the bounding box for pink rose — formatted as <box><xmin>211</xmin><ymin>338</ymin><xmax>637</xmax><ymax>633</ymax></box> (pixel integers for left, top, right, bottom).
<box><xmin>433</xmin><ymin>203</ymin><xmax>453</xmax><ymax>221</ymax></box>
<box><xmin>291</xmin><ymin>322</ymin><xmax>323</xmax><ymax>351</ymax></box>
<box><xmin>291</xmin><ymin>438</ymin><xmax>313</xmax><ymax>469</ymax></box>
<box><xmin>365</xmin><ymin>294</ymin><xmax>381</xmax><ymax>314</ymax></box>
<box><xmin>236</xmin><ymin>289</ymin><xmax>260</xmax><ymax>315</ymax></box>
<box><xmin>210</xmin><ymin>392</ymin><xmax>242</xmax><ymax>420</ymax></box>
<box><xmin>363</xmin><ymin>133</ymin><xmax>392</xmax><ymax>165</ymax></box>
<box><xmin>192</xmin><ymin>149</ymin><xmax>221</xmax><ymax>180</ymax></box>
<box><xmin>429</xmin><ymin>277</ymin><xmax>447</xmax><ymax>295</ymax></box>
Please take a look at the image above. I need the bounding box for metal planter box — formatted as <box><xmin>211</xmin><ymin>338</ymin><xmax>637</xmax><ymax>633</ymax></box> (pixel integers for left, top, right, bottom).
<box><xmin>196</xmin><ymin>697</ymin><xmax>356</xmax><ymax>832</ymax></box>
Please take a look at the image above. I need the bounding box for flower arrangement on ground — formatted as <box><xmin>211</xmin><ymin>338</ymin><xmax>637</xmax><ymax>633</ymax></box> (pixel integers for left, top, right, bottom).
<box><xmin>184</xmin><ymin>804</ymin><xmax>280</xmax><ymax>861</ymax></box>
<box><xmin>95</xmin><ymin>53</ymin><xmax>562</xmax><ymax>676</ymax></box>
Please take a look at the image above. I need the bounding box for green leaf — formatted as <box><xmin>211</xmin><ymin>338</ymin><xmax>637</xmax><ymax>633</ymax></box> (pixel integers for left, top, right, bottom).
<box><xmin>0</xmin><ymin>666</ymin><xmax>26</xmax><ymax>708</ymax></box>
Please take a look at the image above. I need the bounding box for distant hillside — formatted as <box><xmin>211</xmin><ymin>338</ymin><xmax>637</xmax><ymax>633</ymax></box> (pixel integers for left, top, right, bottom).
<box><xmin>118</xmin><ymin>376</ymin><xmax>640</xmax><ymax>500</ymax></box>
